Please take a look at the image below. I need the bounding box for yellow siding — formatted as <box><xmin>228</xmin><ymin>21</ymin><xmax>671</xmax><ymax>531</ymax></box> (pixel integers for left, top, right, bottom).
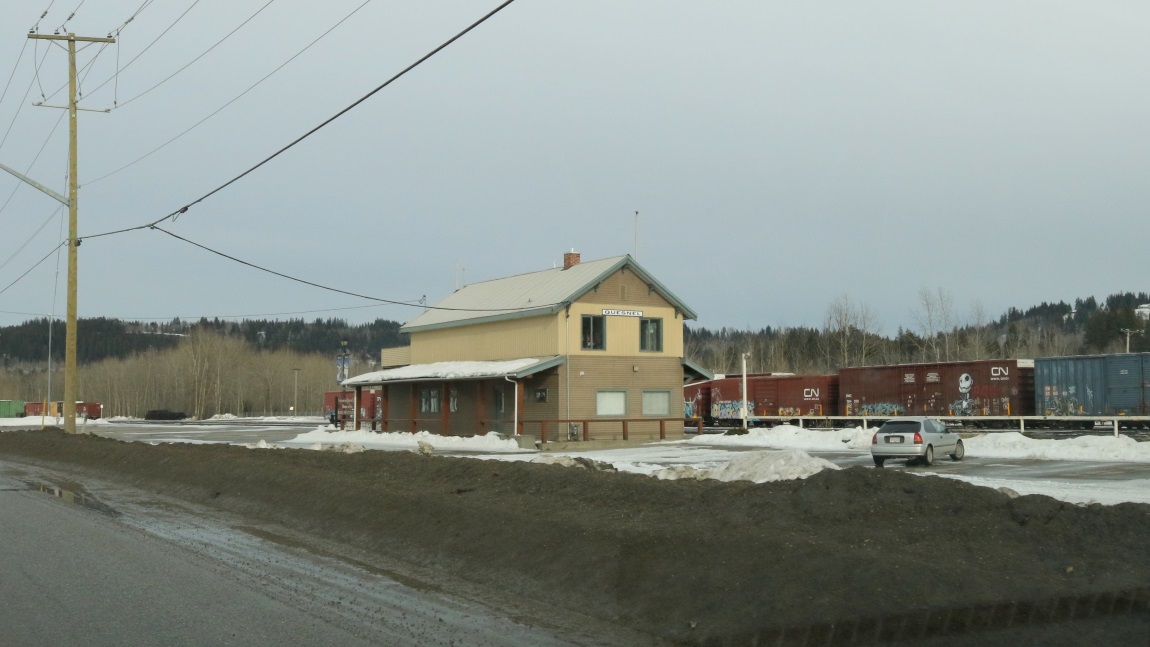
<box><xmin>380</xmin><ymin>346</ymin><xmax>411</xmax><ymax>367</ymax></box>
<box><xmin>565</xmin><ymin>268</ymin><xmax>684</xmax><ymax>358</ymax></box>
<box><xmin>411</xmin><ymin>315</ymin><xmax>560</xmax><ymax>363</ymax></box>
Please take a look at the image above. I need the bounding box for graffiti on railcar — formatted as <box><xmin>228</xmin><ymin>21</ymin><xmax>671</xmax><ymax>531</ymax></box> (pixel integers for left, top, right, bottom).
<box><xmin>712</xmin><ymin>399</ymin><xmax>755</xmax><ymax>421</ymax></box>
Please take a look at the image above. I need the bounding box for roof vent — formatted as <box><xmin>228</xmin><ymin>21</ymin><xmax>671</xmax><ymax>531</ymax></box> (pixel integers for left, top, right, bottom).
<box><xmin>562</xmin><ymin>250</ymin><xmax>581</xmax><ymax>270</ymax></box>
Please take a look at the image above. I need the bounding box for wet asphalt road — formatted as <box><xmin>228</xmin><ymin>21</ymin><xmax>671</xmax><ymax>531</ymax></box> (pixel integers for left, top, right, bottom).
<box><xmin>0</xmin><ymin>459</ymin><xmax>658</xmax><ymax>647</ymax></box>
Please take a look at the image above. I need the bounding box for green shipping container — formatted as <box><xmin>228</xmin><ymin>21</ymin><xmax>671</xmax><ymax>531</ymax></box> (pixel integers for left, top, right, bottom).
<box><xmin>0</xmin><ymin>400</ymin><xmax>26</xmax><ymax>418</ymax></box>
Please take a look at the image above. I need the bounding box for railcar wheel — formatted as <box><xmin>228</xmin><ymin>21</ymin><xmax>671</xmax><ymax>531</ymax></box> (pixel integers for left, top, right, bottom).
<box><xmin>949</xmin><ymin>440</ymin><xmax>964</xmax><ymax>462</ymax></box>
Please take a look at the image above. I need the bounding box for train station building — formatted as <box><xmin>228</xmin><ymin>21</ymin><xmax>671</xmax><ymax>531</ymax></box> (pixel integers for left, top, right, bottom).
<box><xmin>342</xmin><ymin>252</ymin><xmax>709</xmax><ymax>442</ymax></box>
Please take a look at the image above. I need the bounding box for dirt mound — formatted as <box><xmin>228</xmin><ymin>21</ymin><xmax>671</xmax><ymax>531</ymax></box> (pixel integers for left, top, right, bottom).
<box><xmin>2</xmin><ymin>429</ymin><xmax>1149</xmax><ymax>645</ymax></box>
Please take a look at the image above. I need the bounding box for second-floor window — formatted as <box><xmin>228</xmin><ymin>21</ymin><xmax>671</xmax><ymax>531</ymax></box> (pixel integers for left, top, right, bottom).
<box><xmin>582</xmin><ymin>315</ymin><xmax>606</xmax><ymax>350</ymax></box>
<box><xmin>640</xmin><ymin>318</ymin><xmax>663</xmax><ymax>352</ymax></box>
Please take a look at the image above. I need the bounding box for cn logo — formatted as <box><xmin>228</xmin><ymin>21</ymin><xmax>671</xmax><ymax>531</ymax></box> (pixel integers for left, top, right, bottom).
<box><xmin>803</xmin><ymin>388</ymin><xmax>820</xmax><ymax>399</ymax></box>
<box><xmin>991</xmin><ymin>367</ymin><xmax>1010</xmax><ymax>377</ymax></box>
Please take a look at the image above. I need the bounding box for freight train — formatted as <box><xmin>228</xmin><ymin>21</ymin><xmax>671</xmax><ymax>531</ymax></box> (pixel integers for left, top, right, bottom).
<box><xmin>686</xmin><ymin>353</ymin><xmax>1150</xmax><ymax>429</ymax></box>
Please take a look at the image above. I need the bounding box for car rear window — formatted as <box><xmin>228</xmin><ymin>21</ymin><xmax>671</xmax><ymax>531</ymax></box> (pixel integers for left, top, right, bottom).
<box><xmin>880</xmin><ymin>421</ymin><xmax>921</xmax><ymax>433</ymax></box>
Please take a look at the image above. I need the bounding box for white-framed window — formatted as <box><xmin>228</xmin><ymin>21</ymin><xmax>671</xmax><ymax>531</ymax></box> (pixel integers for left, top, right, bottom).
<box><xmin>581</xmin><ymin>315</ymin><xmax>606</xmax><ymax>350</ymax></box>
<box><xmin>449</xmin><ymin>387</ymin><xmax>458</xmax><ymax>413</ymax></box>
<box><xmin>642</xmin><ymin>390</ymin><xmax>671</xmax><ymax>416</ymax></box>
<box><xmin>639</xmin><ymin>318</ymin><xmax>663</xmax><ymax>352</ymax></box>
<box><xmin>596</xmin><ymin>390</ymin><xmax>626</xmax><ymax>416</ymax></box>
<box><xmin>420</xmin><ymin>388</ymin><xmax>440</xmax><ymax>414</ymax></box>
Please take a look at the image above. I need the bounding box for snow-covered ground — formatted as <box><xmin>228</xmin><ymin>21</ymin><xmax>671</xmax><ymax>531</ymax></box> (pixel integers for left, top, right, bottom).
<box><xmin>6</xmin><ymin>418</ymin><xmax>1149</xmax><ymax>506</ymax></box>
<box><xmin>267</xmin><ymin>424</ymin><xmax>1150</xmax><ymax>506</ymax></box>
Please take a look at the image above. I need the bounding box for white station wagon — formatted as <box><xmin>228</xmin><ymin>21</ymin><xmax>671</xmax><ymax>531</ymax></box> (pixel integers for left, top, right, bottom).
<box><xmin>870</xmin><ymin>417</ymin><xmax>965</xmax><ymax>467</ymax></box>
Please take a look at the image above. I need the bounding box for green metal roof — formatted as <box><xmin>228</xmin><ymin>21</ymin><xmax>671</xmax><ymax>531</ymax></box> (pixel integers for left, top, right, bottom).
<box><xmin>401</xmin><ymin>255</ymin><xmax>697</xmax><ymax>334</ymax></box>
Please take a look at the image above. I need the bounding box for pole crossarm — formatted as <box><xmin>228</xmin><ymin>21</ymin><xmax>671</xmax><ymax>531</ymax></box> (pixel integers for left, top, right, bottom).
<box><xmin>0</xmin><ymin>161</ymin><xmax>70</xmax><ymax>205</ymax></box>
<box><xmin>28</xmin><ymin>34</ymin><xmax>116</xmax><ymax>44</ymax></box>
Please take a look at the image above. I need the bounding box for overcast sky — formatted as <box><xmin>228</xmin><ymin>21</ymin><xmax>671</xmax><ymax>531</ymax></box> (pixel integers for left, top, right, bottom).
<box><xmin>0</xmin><ymin>1</ymin><xmax>1146</xmax><ymax>338</ymax></box>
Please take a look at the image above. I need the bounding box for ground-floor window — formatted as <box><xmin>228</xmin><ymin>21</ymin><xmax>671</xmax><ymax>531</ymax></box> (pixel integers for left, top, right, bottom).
<box><xmin>596</xmin><ymin>390</ymin><xmax>626</xmax><ymax>416</ymax></box>
<box><xmin>449</xmin><ymin>387</ymin><xmax>458</xmax><ymax>413</ymax></box>
<box><xmin>493</xmin><ymin>387</ymin><xmax>505</xmax><ymax>413</ymax></box>
<box><xmin>642</xmin><ymin>390</ymin><xmax>671</xmax><ymax>416</ymax></box>
<box><xmin>421</xmin><ymin>388</ymin><xmax>440</xmax><ymax>413</ymax></box>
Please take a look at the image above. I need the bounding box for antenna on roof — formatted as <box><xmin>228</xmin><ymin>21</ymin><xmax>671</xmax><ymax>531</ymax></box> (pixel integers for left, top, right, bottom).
<box><xmin>633</xmin><ymin>211</ymin><xmax>639</xmax><ymax>259</ymax></box>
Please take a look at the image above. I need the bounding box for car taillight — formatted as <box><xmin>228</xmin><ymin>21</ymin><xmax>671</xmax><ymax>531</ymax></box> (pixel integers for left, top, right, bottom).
<box><xmin>871</xmin><ymin>433</ymin><xmax>878</xmax><ymax>444</ymax></box>
<box><xmin>914</xmin><ymin>432</ymin><xmax>923</xmax><ymax>444</ymax></box>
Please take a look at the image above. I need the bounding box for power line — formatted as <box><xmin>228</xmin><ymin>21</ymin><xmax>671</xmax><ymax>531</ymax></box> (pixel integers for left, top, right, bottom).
<box><xmin>87</xmin><ymin>0</ymin><xmax>517</xmax><ymax>227</ymax></box>
<box><xmin>0</xmin><ymin>108</ymin><xmax>67</xmax><ymax>218</ymax></box>
<box><xmin>114</xmin><ymin>0</ymin><xmax>278</xmax><ymax>109</ymax></box>
<box><xmin>0</xmin><ymin>34</ymin><xmax>55</xmax><ymax>154</ymax></box>
<box><xmin>0</xmin><ymin>240</ymin><xmax>65</xmax><ymax>296</ymax></box>
<box><xmin>0</xmin><ymin>39</ymin><xmax>30</xmax><ymax>113</ymax></box>
<box><xmin>0</xmin><ymin>204</ymin><xmax>64</xmax><ymax>275</ymax></box>
<box><xmin>80</xmin><ymin>0</ymin><xmax>202</xmax><ymax>100</ymax></box>
<box><xmin>85</xmin><ymin>0</ymin><xmax>371</xmax><ymax>186</ymax></box>
<box><xmin>149</xmin><ymin>226</ymin><xmax>555</xmax><ymax>314</ymax></box>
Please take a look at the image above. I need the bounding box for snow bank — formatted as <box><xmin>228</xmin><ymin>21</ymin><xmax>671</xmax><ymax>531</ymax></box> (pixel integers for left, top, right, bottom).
<box><xmin>211</xmin><ymin>413</ymin><xmax>239</xmax><ymax>420</ymax></box>
<box><xmin>654</xmin><ymin>449</ymin><xmax>839</xmax><ymax>483</ymax></box>
<box><xmin>964</xmin><ymin>432</ymin><xmax>1150</xmax><ymax>464</ymax></box>
<box><xmin>0</xmin><ymin>416</ymin><xmax>109</xmax><ymax>428</ymax></box>
<box><xmin>281</xmin><ymin>427</ymin><xmax>522</xmax><ymax>452</ymax></box>
<box><xmin>687</xmin><ymin>424</ymin><xmax>872</xmax><ymax>451</ymax></box>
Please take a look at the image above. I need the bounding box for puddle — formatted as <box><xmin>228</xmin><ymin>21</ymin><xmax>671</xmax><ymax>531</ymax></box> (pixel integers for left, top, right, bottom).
<box><xmin>27</xmin><ymin>482</ymin><xmax>120</xmax><ymax>517</ymax></box>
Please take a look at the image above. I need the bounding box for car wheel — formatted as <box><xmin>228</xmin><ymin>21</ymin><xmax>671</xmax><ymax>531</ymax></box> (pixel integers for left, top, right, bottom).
<box><xmin>872</xmin><ymin>456</ymin><xmax>886</xmax><ymax>468</ymax></box>
<box><xmin>921</xmin><ymin>445</ymin><xmax>934</xmax><ymax>467</ymax></box>
<box><xmin>949</xmin><ymin>439</ymin><xmax>965</xmax><ymax>462</ymax></box>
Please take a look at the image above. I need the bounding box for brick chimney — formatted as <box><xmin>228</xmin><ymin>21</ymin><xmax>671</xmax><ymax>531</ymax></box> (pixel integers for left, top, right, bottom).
<box><xmin>562</xmin><ymin>250</ymin><xmax>581</xmax><ymax>270</ymax></box>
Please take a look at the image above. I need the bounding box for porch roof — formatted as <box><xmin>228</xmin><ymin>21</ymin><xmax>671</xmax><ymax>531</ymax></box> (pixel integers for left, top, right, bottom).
<box><xmin>342</xmin><ymin>356</ymin><xmax>564</xmax><ymax>387</ymax></box>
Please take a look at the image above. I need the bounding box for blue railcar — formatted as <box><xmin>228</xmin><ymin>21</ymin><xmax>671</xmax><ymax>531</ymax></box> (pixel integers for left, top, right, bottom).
<box><xmin>1035</xmin><ymin>353</ymin><xmax>1150</xmax><ymax>417</ymax></box>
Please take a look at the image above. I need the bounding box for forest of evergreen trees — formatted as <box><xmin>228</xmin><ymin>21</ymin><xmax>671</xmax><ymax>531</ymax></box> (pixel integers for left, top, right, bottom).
<box><xmin>0</xmin><ymin>292</ymin><xmax>1146</xmax><ymax>417</ymax></box>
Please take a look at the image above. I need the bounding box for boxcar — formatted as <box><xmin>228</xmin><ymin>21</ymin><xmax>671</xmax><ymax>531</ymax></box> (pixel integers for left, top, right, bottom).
<box><xmin>839</xmin><ymin>359</ymin><xmax>1035</xmax><ymax>419</ymax></box>
<box><xmin>1035</xmin><ymin>353</ymin><xmax>1150</xmax><ymax>417</ymax></box>
<box><xmin>684</xmin><ymin>373</ymin><xmax>839</xmax><ymax>424</ymax></box>
<box><xmin>22</xmin><ymin>401</ymin><xmax>102</xmax><ymax>419</ymax></box>
<box><xmin>0</xmin><ymin>400</ymin><xmax>25</xmax><ymax>418</ymax></box>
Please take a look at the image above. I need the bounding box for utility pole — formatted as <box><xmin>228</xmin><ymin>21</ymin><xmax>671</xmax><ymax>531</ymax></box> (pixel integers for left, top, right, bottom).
<box><xmin>27</xmin><ymin>32</ymin><xmax>115</xmax><ymax>434</ymax></box>
<box><xmin>1120</xmin><ymin>328</ymin><xmax>1143</xmax><ymax>353</ymax></box>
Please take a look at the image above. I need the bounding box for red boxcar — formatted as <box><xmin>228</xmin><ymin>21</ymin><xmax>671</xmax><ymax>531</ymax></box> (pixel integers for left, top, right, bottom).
<box><xmin>684</xmin><ymin>374</ymin><xmax>840</xmax><ymax>424</ymax></box>
<box><xmin>839</xmin><ymin>359</ymin><xmax>1035</xmax><ymax>419</ymax></box>
<box><xmin>23</xmin><ymin>401</ymin><xmax>103</xmax><ymax>419</ymax></box>
<box><xmin>324</xmin><ymin>390</ymin><xmax>381</xmax><ymax>423</ymax></box>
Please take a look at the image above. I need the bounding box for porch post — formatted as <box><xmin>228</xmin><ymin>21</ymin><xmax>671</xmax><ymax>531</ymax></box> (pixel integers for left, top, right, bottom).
<box><xmin>516</xmin><ymin>380</ymin><xmax>525</xmax><ymax>435</ymax></box>
<box><xmin>381</xmin><ymin>385</ymin><xmax>389</xmax><ymax>432</ymax></box>
<box><xmin>409</xmin><ymin>384</ymin><xmax>418</xmax><ymax>433</ymax></box>
<box><xmin>354</xmin><ymin>386</ymin><xmax>362</xmax><ymax>430</ymax></box>
<box><xmin>477</xmin><ymin>382</ymin><xmax>487</xmax><ymax>435</ymax></box>
<box><xmin>441</xmin><ymin>380</ymin><xmax>450</xmax><ymax>436</ymax></box>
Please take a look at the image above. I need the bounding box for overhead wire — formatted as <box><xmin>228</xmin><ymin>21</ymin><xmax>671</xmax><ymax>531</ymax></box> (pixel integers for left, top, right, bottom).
<box><xmin>0</xmin><ymin>240</ymin><xmax>66</xmax><ymax>296</ymax></box>
<box><xmin>85</xmin><ymin>0</ymin><xmax>517</xmax><ymax>228</ymax></box>
<box><xmin>80</xmin><ymin>0</ymin><xmax>202</xmax><ymax>100</ymax></box>
<box><xmin>113</xmin><ymin>0</ymin><xmax>278</xmax><ymax>109</ymax></box>
<box><xmin>0</xmin><ymin>108</ymin><xmax>66</xmax><ymax>218</ymax></box>
<box><xmin>57</xmin><ymin>0</ymin><xmax>90</xmax><ymax>33</ymax></box>
<box><xmin>1</xmin><ymin>301</ymin><xmax>415</xmax><ymax>321</ymax></box>
<box><xmin>0</xmin><ymin>39</ymin><xmax>30</xmax><ymax>113</ymax></box>
<box><xmin>3</xmin><ymin>0</ymin><xmax>523</xmax><ymax>314</ymax></box>
<box><xmin>0</xmin><ymin>26</ymin><xmax>60</xmax><ymax>153</ymax></box>
<box><xmin>85</xmin><ymin>0</ymin><xmax>371</xmax><ymax>186</ymax></box>
<box><xmin>149</xmin><ymin>226</ymin><xmax>555</xmax><ymax>313</ymax></box>
<box><xmin>0</xmin><ymin>204</ymin><xmax>64</xmax><ymax>275</ymax></box>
